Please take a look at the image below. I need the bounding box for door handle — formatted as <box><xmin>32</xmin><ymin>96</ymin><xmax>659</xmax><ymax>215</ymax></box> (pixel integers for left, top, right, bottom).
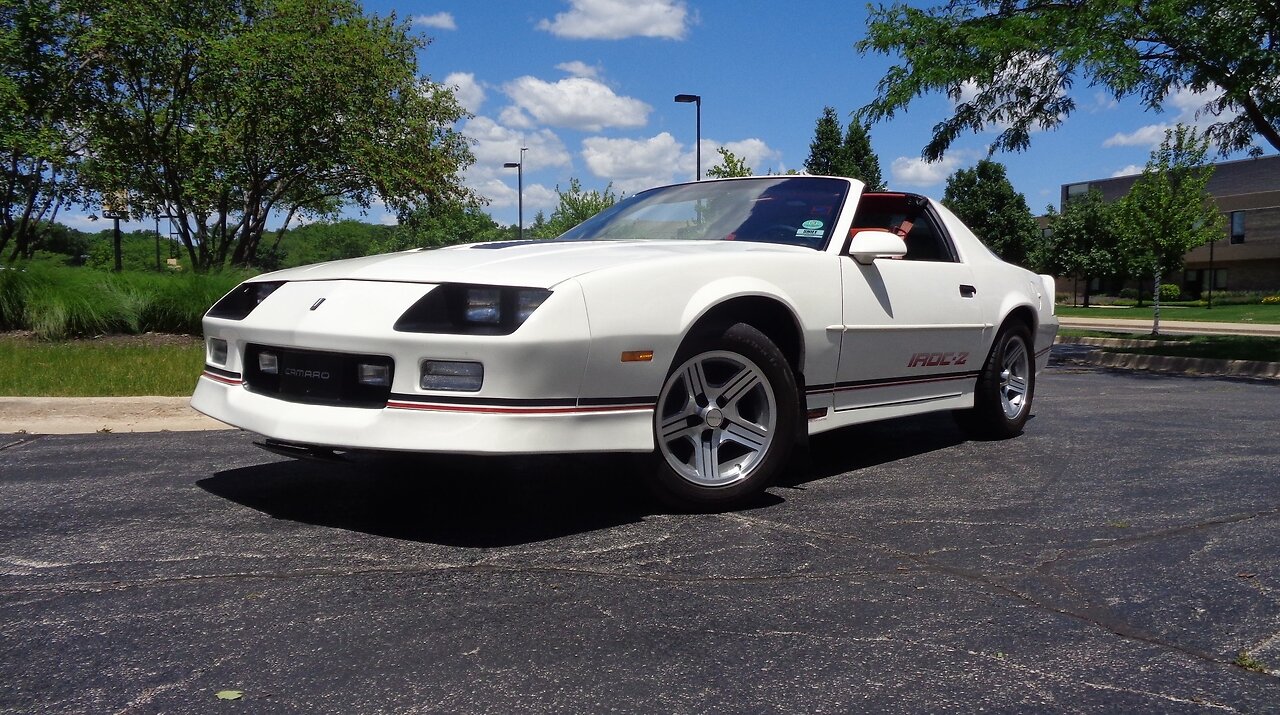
<box><xmin>959</xmin><ymin>284</ymin><xmax>977</xmax><ymax>298</ymax></box>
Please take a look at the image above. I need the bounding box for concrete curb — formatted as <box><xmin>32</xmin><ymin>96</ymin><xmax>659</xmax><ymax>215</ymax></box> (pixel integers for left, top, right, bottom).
<box><xmin>1053</xmin><ymin>338</ymin><xmax>1280</xmax><ymax>380</ymax></box>
<box><xmin>0</xmin><ymin>396</ymin><xmax>231</xmax><ymax>435</ymax></box>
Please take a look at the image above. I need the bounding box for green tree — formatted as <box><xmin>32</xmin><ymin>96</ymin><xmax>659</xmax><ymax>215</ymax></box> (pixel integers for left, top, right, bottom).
<box><xmin>705</xmin><ymin>147</ymin><xmax>753</xmax><ymax>178</ymax></box>
<box><xmin>531</xmin><ymin>179</ymin><xmax>618</xmax><ymax>238</ymax></box>
<box><xmin>1</xmin><ymin>0</ymin><xmax>92</xmax><ymax>261</ymax></box>
<box><xmin>83</xmin><ymin>0</ymin><xmax>473</xmax><ymax>271</ymax></box>
<box><xmin>387</xmin><ymin>203</ymin><xmax>507</xmax><ymax>250</ymax></box>
<box><xmin>837</xmin><ymin>121</ymin><xmax>884</xmax><ymax>191</ymax></box>
<box><xmin>804</xmin><ymin>107</ymin><xmax>845</xmax><ymax>176</ymax></box>
<box><xmin>857</xmin><ymin>0</ymin><xmax>1280</xmax><ymax>160</ymax></box>
<box><xmin>942</xmin><ymin>160</ymin><xmax>1038</xmax><ymax>266</ymax></box>
<box><xmin>1114</xmin><ymin>125</ymin><xmax>1223</xmax><ymax>334</ymax></box>
<box><xmin>1032</xmin><ymin>191</ymin><xmax>1124</xmax><ymax>307</ymax></box>
<box><xmin>271</xmin><ymin>220</ymin><xmax>393</xmax><ymax>268</ymax></box>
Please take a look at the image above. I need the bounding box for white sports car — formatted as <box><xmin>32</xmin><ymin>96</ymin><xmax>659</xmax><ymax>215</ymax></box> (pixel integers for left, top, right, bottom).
<box><xmin>192</xmin><ymin>176</ymin><xmax>1057</xmax><ymax>509</ymax></box>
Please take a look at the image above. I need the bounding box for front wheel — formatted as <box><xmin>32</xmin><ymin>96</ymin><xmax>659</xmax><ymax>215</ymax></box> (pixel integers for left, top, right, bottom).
<box><xmin>647</xmin><ymin>322</ymin><xmax>798</xmax><ymax>511</ymax></box>
<box><xmin>956</xmin><ymin>324</ymin><xmax>1035</xmax><ymax>439</ymax></box>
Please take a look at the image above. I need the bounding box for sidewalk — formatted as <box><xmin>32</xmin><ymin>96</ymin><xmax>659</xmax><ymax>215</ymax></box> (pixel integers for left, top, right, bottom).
<box><xmin>1059</xmin><ymin>315</ymin><xmax>1280</xmax><ymax>337</ymax></box>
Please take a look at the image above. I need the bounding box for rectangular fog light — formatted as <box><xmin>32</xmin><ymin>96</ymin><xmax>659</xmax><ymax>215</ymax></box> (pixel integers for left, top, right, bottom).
<box><xmin>258</xmin><ymin>351</ymin><xmax>279</xmax><ymax>375</ymax></box>
<box><xmin>420</xmin><ymin>360</ymin><xmax>483</xmax><ymax>392</ymax></box>
<box><xmin>209</xmin><ymin>338</ymin><xmax>228</xmax><ymax>365</ymax></box>
<box><xmin>357</xmin><ymin>363</ymin><xmax>391</xmax><ymax>387</ymax></box>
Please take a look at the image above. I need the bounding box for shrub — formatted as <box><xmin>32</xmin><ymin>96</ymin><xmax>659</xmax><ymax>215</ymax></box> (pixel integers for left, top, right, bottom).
<box><xmin>0</xmin><ymin>265</ymin><xmax>249</xmax><ymax>338</ymax></box>
<box><xmin>1209</xmin><ymin>291</ymin><xmax>1272</xmax><ymax>305</ymax></box>
<box><xmin>1159</xmin><ymin>283</ymin><xmax>1182</xmax><ymax>301</ymax></box>
<box><xmin>1118</xmin><ymin>287</ymin><xmax>1138</xmax><ymax>299</ymax></box>
<box><xmin>1263</xmin><ymin>295</ymin><xmax>1280</xmax><ymax>305</ymax></box>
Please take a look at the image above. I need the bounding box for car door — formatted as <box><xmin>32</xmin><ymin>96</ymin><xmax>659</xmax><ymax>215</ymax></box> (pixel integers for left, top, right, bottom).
<box><xmin>833</xmin><ymin>207</ymin><xmax>987</xmax><ymax>413</ymax></box>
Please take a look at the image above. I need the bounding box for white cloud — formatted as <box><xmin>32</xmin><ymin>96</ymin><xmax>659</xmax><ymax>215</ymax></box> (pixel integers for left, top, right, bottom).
<box><xmin>502</xmin><ymin>76</ymin><xmax>650</xmax><ymax>131</ymax></box>
<box><xmin>1110</xmin><ymin>164</ymin><xmax>1143</xmax><ymax>178</ymax></box>
<box><xmin>556</xmin><ymin>60</ymin><xmax>602</xmax><ymax>79</ymax></box>
<box><xmin>889</xmin><ymin>155</ymin><xmax>963</xmax><ymax>188</ymax></box>
<box><xmin>1090</xmin><ymin>91</ymin><xmax>1119</xmax><ymax>112</ymax></box>
<box><xmin>702</xmin><ymin>138</ymin><xmax>782</xmax><ymax>175</ymax></box>
<box><xmin>461</xmin><ymin>116</ymin><xmax>571</xmax><ymax>171</ymax></box>
<box><xmin>1101</xmin><ymin>84</ymin><xmax>1241</xmax><ymax>150</ymax></box>
<box><xmin>1103</xmin><ymin>123</ymin><xmax>1171</xmax><ymax>148</ymax></box>
<box><xmin>443</xmin><ymin>72</ymin><xmax>485</xmax><ymax>114</ymax></box>
<box><xmin>470</xmin><ymin>178</ymin><xmax>559</xmax><ymax>216</ymax></box>
<box><xmin>582</xmin><ymin>132</ymin><xmax>684</xmax><ymax>192</ymax></box>
<box><xmin>537</xmin><ymin>0</ymin><xmax>689</xmax><ymax>40</ymax></box>
<box><xmin>458</xmin><ymin>116</ymin><xmax>573</xmax><ymax>209</ymax></box>
<box><xmin>412</xmin><ymin>12</ymin><xmax>456</xmax><ymax>30</ymax></box>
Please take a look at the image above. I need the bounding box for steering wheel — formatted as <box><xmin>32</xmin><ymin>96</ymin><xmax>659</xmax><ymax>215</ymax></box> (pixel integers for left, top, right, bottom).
<box><xmin>758</xmin><ymin>223</ymin><xmax>799</xmax><ymax>243</ymax></box>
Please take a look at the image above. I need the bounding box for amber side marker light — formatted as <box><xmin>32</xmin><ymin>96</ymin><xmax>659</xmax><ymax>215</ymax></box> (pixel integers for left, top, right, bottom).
<box><xmin>621</xmin><ymin>350</ymin><xmax>654</xmax><ymax>363</ymax></box>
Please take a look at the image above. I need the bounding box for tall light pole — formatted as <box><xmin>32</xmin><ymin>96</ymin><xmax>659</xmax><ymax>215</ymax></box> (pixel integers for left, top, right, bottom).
<box><xmin>674</xmin><ymin>94</ymin><xmax>701</xmax><ymax>180</ymax></box>
<box><xmin>155</xmin><ymin>212</ymin><xmax>175</xmax><ymax>271</ymax></box>
<box><xmin>503</xmin><ymin>146</ymin><xmax>528</xmax><ymax>239</ymax></box>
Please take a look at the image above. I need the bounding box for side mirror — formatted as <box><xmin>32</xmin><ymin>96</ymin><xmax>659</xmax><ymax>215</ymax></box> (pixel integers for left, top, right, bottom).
<box><xmin>847</xmin><ymin>229</ymin><xmax>907</xmax><ymax>265</ymax></box>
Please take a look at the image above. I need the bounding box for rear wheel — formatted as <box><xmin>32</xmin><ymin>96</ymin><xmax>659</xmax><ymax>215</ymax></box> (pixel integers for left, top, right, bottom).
<box><xmin>648</xmin><ymin>323</ymin><xmax>798</xmax><ymax>510</ymax></box>
<box><xmin>957</xmin><ymin>324</ymin><xmax>1034</xmax><ymax>439</ymax></box>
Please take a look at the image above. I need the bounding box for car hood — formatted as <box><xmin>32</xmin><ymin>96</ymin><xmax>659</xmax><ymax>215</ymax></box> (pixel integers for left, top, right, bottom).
<box><xmin>256</xmin><ymin>239</ymin><xmax>814</xmax><ymax>289</ymax></box>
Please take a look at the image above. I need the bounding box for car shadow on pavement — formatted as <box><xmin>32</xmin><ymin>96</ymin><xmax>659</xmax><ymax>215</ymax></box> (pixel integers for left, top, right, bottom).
<box><xmin>197</xmin><ymin>413</ymin><xmax>972</xmax><ymax>547</ymax></box>
<box><xmin>783</xmin><ymin>411</ymin><xmax>971</xmax><ymax>488</ymax></box>
<box><xmin>198</xmin><ymin>452</ymin><xmax>661</xmax><ymax>547</ymax></box>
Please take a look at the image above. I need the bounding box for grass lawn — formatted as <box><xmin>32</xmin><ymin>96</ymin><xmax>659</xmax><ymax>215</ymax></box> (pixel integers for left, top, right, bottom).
<box><xmin>1058</xmin><ymin>330</ymin><xmax>1280</xmax><ymax>363</ymax></box>
<box><xmin>1056</xmin><ymin>303</ymin><xmax>1280</xmax><ymax>324</ymax></box>
<box><xmin>1</xmin><ymin>334</ymin><xmax>204</xmax><ymax>396</ymax></box>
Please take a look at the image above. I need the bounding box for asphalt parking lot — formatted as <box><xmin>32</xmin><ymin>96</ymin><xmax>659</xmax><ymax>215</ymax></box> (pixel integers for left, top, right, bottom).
<box><xmin>2</xmin><ymin>366</ymin><xmax>1278</xmax><ymax>713</ymax></box>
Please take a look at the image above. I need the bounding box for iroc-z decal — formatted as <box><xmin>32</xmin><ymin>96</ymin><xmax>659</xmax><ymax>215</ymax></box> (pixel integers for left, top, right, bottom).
<box><xmin>907</xmin><ymin>351</ymin><xmax>969</xmax><ymax>368</ymax></box>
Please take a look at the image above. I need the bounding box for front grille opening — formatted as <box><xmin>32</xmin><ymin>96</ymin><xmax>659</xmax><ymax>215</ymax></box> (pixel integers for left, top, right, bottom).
<box><xmin>243</xmin><ymin>344</ymin><xmax>394</xmax><ymax>408</ymax></box>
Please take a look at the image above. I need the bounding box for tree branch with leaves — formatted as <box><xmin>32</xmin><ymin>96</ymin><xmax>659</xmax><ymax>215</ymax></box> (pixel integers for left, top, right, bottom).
<box><xmin>857</xmin><ymin>0</ymin><xmax>1280</xmax><ymax>160</ymax></box>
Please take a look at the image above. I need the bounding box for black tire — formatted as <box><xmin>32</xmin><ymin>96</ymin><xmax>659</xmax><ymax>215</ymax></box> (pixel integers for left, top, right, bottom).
<box><xmin>956</xmin><ymin>324</ymin><xmax>1035</xmax><ymax>440</ymax></box>
<box><xmin>646</xmin><ymin>322</ymin><xmax>799</xmax><ymax>511</ymax></box>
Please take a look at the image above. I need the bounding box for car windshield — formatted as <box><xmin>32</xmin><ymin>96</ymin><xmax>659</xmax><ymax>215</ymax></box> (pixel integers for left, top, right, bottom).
<box><xmin>556</xmin><ymin>177</ymin><xmax>851</xmax><ymax>250</ymax></box>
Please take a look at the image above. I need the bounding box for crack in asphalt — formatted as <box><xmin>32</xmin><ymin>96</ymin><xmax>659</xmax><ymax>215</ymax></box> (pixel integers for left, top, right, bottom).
<box><xmin>0</xmin><ymin>561</ymin><xmax>888</xmax><ymax>597</ymax></box>
<box><xmin>0</xmin><ymin>435</ymin><xmax>40</xmax><ymax>451</ymax></box>
<box><xmin>722</xmin><ymin>510</ymin><xmax>1280</xmax><ymax>679</ymax></box>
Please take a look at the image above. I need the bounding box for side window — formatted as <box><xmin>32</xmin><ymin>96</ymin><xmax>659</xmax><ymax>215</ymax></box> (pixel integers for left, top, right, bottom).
<box><xmin>850</xmin><ymin>194</ymin><xmax>957</xmax><ymax>262</ymax></box>
<box><xmin>899</xmin><ymin>210</ymin><xmax>955</xmax><ymax>262</ymax></box>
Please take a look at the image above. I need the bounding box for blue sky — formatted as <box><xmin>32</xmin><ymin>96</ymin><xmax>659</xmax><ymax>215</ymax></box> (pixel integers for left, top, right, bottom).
<box><xmin>81</xmin><ymin>0</ymin><xmax>1274</xmax><ymax>233</ymax></box>
<box><xmin>375</xmin><ymin>0</ymin><xmax>1271</xmax><ymax>229</ymax></box>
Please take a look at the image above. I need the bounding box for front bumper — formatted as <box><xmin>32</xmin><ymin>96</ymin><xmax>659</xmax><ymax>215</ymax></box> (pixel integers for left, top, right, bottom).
<box><xmin>191</xmin><ymin>375</ymin><xmax>655</xmax><ymax>454</ymax></box>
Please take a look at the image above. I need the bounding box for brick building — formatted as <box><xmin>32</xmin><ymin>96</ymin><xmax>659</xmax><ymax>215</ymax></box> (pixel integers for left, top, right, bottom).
<box><xmin>1057</xmin><ymin>154</ymin><xmax>1280</xmax><ymax>295</ymax></box>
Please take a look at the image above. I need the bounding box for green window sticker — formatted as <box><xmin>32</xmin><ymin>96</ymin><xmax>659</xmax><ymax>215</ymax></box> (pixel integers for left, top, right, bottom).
<box><xmin>801</xmin><ymin>219</ymin><xmax>824</xmax><ymax>230</ymax></box>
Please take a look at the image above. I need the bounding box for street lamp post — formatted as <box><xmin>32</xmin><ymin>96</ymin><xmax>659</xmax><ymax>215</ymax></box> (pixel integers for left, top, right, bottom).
<box><xmin>1207</xmin><ymin>236</ymin><xmax>1216</xmax><ymax>309</ymax></box>
<box><xmin>102</xmin><ymin>193</ymin><xmax>129</xmax><ymax>272</ymax></box>
<box><xmin>504</xmin><ymin>146</ymin><xmax>528</xmax><ymax>240</ymax></box>
<box><xmin>674</xmin><ymin>94</ymin><xmax>701</xmax><ymax>180</ymax></box>
<box><xmin>154</xmin><ymin>213</ymin><xmax>175</xmax><ymax>271</ymax></box>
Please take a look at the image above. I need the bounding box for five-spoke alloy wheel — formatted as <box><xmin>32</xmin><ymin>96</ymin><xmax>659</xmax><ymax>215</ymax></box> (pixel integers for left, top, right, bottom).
<box><xmin>648</xmin><ymin>323</ymin><xmax>797</xmax><ymax>510</ymax></box>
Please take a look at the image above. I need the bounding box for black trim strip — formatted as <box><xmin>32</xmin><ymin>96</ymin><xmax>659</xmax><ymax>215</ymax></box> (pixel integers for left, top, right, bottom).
<box><xmin>807</xmin><ymin>370</ymin><xmax>979</xmax><ymax>395</ymax></box>
<box><xmin>580</xmin><ymin>395</ymin><xmax>659</xmax><ymax>407</ymax></box>
<box><xmin>835</xmin><ymin>394</ymin><xmax>960</xmax><ymax>412</ymax></box>
<box><xmin>203</xmin><ymin>364</ymin><xmax>241</xmax><ymax>380</ymax></box>
<box><xmin>388</xmin><ymin>393</ymin><xmax>577</xmax><ymax>407</ymax></box>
